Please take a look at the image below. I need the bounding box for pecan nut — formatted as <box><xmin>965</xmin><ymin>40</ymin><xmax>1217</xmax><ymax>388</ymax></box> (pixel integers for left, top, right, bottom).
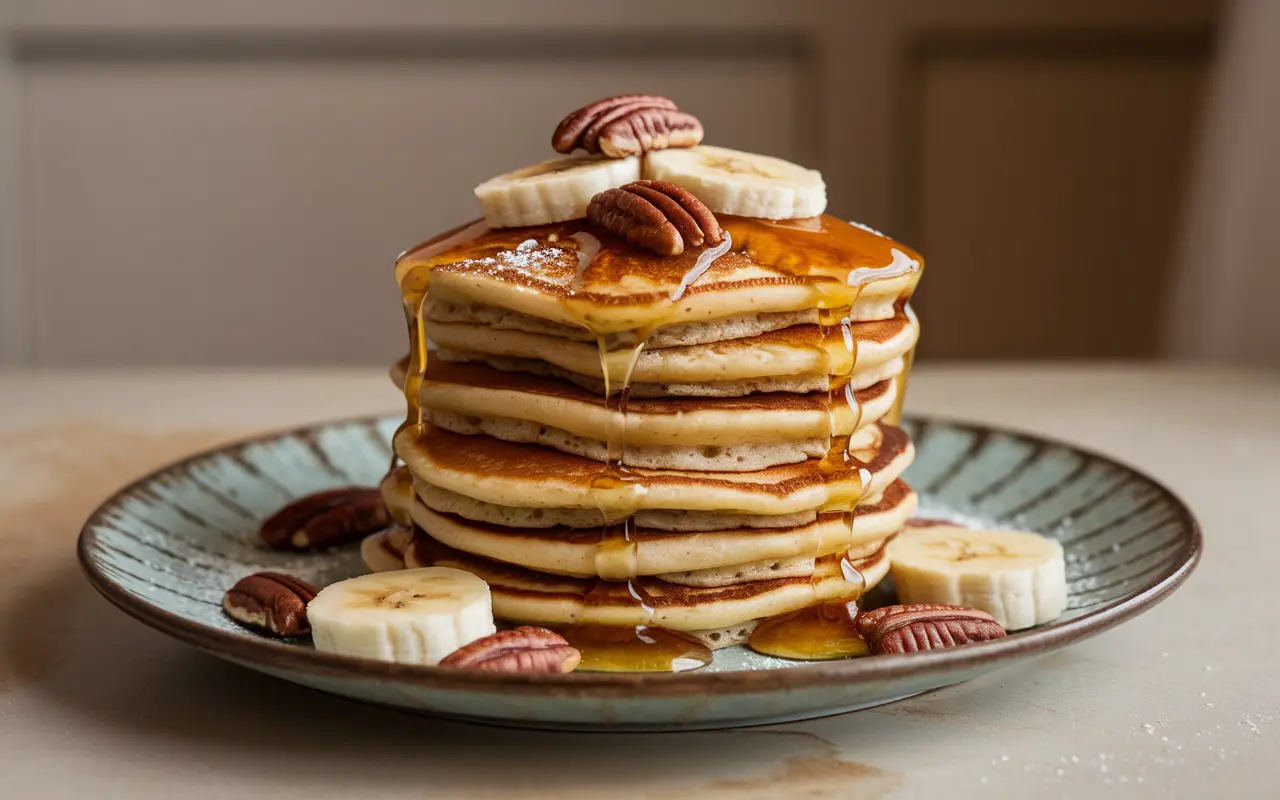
<box><xmin>259</xmin><ymin>487</ymin><xmax>390</xmax><ymax>551</ymax></box>
<box><xmin>552</xmin><ymin>94</ymin><xmax>703</xmax><ymax>157</ymax></box>
<box><xmin>222</xmin><ymin>571</ymin><xmax>319</xmax><ymax>637</ymax></box>
<box><xmin>856</xmin><ymin>604</ymin><xmax>1006</xmax><ymax>655</ymax></box>
<box><xmin>439</xmin><ymin>626</ymin><xmax>581</xmax><ymax>673</ymax></box>
<box><xmin>587</xmin><ymin>180</ymin><xmax>723</xmax><ymax>256</ymax></box>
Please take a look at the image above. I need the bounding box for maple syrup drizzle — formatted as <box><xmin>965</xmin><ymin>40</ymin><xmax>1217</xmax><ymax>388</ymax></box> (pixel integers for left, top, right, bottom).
<box><xmin>388</xmin><ymin>266</ymin><xmax>430</xmax><ymax>476</ymax></box>
<box><xmin>392</xmin><ymin>214</ymin><xmax>922</xmax><ymax>670</ymax></box>
<box><xmin>746</xmin><ymin>291</ymin><xmax>874</xmax><ymax>661</ymax></box>
<box><xmin>672</xmin><ymin>233</ymin><xmax>733</xmax><ymax>301</ymax></box>
<box><xmin>567</xmin><ymin>296</ymin><xmax>714</xmax><ymax>672</ymax></box>
<box><xmin>569</xmin><ymin>231</ymin><xmax>601</xmax><ymax>285</ymax></box>
<box><xmin>571</xmin><ymin>234</ymin><xmax>737</xmax><ymax>673</ymax></box>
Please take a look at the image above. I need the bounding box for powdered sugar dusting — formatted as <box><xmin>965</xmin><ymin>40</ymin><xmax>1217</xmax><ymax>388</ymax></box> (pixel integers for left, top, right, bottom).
<box><xmin>453</xmin><ymin>242</ymin><xmax>569</xmax><ymax>279</ymax></box>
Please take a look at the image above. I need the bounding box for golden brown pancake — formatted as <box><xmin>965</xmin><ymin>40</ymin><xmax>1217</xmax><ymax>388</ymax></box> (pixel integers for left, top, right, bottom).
<box><xmin>427</xmin><ymin>298</ymin><xmax>819</xmax><ymax>349</ymax></box>
<box><xmin>431</xmin><ymin>352</ymin><xmax>904</xmax><ymax>397</ymax></box>
<box><xmin>398</xmin><ymin>215</ymin><xmax>922</xmax><ymax>336</ymax></box>
<box><xmin>382</xmin><ymin>467</ymin><xmax>823</xmax><ymax>531</ymax></box>
<box><xmin>388</xmin><ymin>477</ymin><xmax>916</xmax><ymax>578</ymax></box>
<box><xmin>424</xmin><ymin>314</ymin><xmax>917</xmax><ymax>386</ymax></box>
<box><xmin>418</xmin><ymin>365</ymin><xmax>895</xmax><ymax>471</ymax></box>
<box><xmin>403</xmin><ymin>529</ymin><xmax>894</xmax><ymax>634</ymax></box>
<box><xmin>415</xmin><ymin>359</ymin><xmax>896</xmax><ymax>446</ymax></box>
<box><xmin>656</xmin><ymin>531</ymin><xmax>897</xmax><ymax>587</ymax></box>
<box><xmin>425</xmin><ymin>408</ymin><xmax>830</xmax><ymax>471</ymax></box>
<box><xmin>395</xmin><ymin>422</ymin><xmax>915</xmax><ymax>515</ymax></box>
<box><xmin>386</xmin><ymin>209</ymin><xmax>926</xmax><ymax>656</ymax></box>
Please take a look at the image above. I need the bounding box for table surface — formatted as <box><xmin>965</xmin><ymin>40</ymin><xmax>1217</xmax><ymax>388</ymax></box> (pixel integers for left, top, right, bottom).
<box><xmin>1</xmin><ymin>363</ymin><xmax>1276</xmax><ymax>798</ymax></box>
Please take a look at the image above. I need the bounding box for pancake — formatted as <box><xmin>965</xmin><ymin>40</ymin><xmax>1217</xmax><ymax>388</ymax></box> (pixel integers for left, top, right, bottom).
<box><xmin>399</xmin><ymin>215</ymin><xmax>922</xmax><ymax>336</ymax></box>
<box><xmin>395</xmin><ymin>422</ymin><xmax>915</xmax><ymax>515</ymax></box>
<box><xmin>395</xmin><ymin>352</ymin><xmax>833</xmax><ymax>398</ymax></box>
<box><xmin>435</xmin><ymin>352</ymin><xmax>905</xmax><ymax>397</ymax></box>
<box><xmin>416</xmin><ymin>360</ymin><xmax>896</xmax><ymax>447</ymax></box>
<box><xmin>404</xmin><ymin>530</ymin><xmax>893</xmax><ymax>635</ymax></box>
<box><xmin>359</xmin><ymin>525</ymin><xmax>414</xmax><ymax>572</ymax></box>
<box><xmin>426</xmin><ymin>408</ymin><xmax>827</xmax><ymax>471</ymax></box>
<box><xmin>402</xmin><ymin>473</ymin><xmax>820</xmax><ymax>531</ymax></box>
<box><xmin>424</xmin><ymin>314</ymin><xmax>918</xmax><ymax>386</ymax></box>
<box><xmin>389</xmin><ymin>476</ymin><xmax>915</xmax><ymax>578</ymax></box>
<box><xmin>428</xmin><ymin>298</ymin><xmax>817</xmax><ymax>349</ymax></box>
<box><xmin>385</xmin><ymin>140</ymin><xmax>929</xmax><ymax>665</ymax></box>
<box><xmin>656</xmin><ymin>532</ymin><xmax>898</xmax><ymax>587</ymax></box>
<box><xmin>422</xmin><ymin>391</ymin><xmax>889</xmax><ymax>471</ymax></box>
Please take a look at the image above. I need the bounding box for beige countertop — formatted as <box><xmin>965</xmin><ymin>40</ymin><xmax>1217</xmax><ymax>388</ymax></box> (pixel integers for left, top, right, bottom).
<box><xmin>1</xmin><ymin>364</ymin><xmax>1276</xmax><ymax>798</ymax></box>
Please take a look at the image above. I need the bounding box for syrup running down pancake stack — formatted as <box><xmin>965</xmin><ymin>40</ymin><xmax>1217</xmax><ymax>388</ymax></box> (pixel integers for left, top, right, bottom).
<box><xmin>369</xmin><ymin>96</ymin><xmax>925</xmax><ymax>671</ymax></box>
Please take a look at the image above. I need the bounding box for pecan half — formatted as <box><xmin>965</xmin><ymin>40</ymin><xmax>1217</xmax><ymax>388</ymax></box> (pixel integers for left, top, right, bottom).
<box><xmin>587</xmin><ymin>180</ymin><xmax>723</xmax><ymax>256</ymax></box>
<box><xmin>439</xmin><ymin>626</ymin><xmax>581</xmax><ymax>673</ymax></box>
<box><xmin>856</xmin><ymin>604</ymin><xmax>1006</xmax><ymax>655</ymax></box>
<box><xmin>259</xmin><ymin>487</ymin><xmax>390</xmax><ymax>551</ymax></box>
<box><xmin>552</xmin><ymin>94</ymin><xmax>703</xmax><ymax>157</ymax></box>
<box><xmin>222</xmin><ymin>572</ymin><xmax>318</xmax><ymax>637</ymax></box>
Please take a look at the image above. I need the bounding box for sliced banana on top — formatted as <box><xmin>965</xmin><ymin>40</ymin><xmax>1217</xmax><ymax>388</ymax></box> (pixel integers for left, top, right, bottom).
<box><xmin>887</xmin><ymin>525</ymin><xmax>1067</xmax><ymax>631</ymax></box>
<box><xmin>643</xmin><ymin>145</ymin><xmax>826</xmax><ymax>219</ymax></box>
<box><xmin>307</xmin><ymin>567</ymin><xmax>495</xmax><ymax>665</ymax></box>
<box><xmin>474</xmin><ymin>155</ymin><xmax>640</xmax><ymax>228</ymax></box>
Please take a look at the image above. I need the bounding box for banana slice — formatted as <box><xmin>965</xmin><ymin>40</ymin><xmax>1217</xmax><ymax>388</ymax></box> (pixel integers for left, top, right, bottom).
<box><xmin>642</xmin><ymin>145</ymin><xmax>826</xmax><ymax>219</ymax></box>
<box><xmin>887</xmin><ymin>525</ymin><xmax>1067</xmax><ymax>631</ymax></box>
<box><xmin>474</xmin><ymin>155</ymin><xmax>640</xmax><ymax>228</ymax></box>
<box><xmin>307</xmin><ymin>567</ymin><xmax>495</xmax><ymax>665</ymax></box>
<box><xmin>360</xmin><ymin>525</ymin><xmax>413</xmax><ymax>573</ymax></box>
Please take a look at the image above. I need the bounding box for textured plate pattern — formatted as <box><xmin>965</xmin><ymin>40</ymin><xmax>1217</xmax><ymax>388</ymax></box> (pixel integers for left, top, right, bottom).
<box><xmin>900</xmin><ymin>420</ymin><xmax>1194</xmax><ymax>614</ymax></box>
<box><xmin>78</xmin><ymin>415</ymin><xmax>1199</xmax><ymax>731</ymax></box>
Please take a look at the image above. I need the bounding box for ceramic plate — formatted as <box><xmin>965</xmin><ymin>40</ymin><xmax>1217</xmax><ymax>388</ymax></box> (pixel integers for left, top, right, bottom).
<box><xmin>78</xmin><ymin>415</ymin><xmax>1200</xmax><ymax>731</ymax></box>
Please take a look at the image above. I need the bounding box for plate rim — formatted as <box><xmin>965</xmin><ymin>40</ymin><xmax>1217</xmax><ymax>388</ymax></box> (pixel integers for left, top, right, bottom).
<box><xmin>77</xmin><ymin>412</ymin><xmax>1201</xmax><ymax>699</ymax></box>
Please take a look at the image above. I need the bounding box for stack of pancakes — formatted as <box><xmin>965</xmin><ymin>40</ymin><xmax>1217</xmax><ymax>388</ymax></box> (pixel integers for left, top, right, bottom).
<box><xmin>373</xmin><ymin>216</ymin><xmax>922</xmax><ymax>650</ymax></box>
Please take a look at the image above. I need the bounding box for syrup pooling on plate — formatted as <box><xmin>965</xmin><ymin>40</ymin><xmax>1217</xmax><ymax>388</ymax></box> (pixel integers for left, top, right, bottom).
<box><xmin>749</xmin><ymin>599</ymin><xmax>869</xmax><ymax>660</ymax></box>
<box><xmin>560</xmin><ymin>624</ymin><xmax>713</xmax><ymax>673</ymax></box>
<box><xmin>392</xmin><ymin>214</ymin><xmax>922</xmax><ymax>669</ymax></box>
<box><xmin>749</xmin><ymin>542</ymin><xmax>876</xmax><ymax>659</ymax></box>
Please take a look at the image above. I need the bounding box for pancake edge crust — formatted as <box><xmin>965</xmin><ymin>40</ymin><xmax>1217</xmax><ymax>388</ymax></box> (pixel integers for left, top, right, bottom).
<box><xmin>404</xmin><ymin>530</ymin><xmax>895</xmax><ymax>633</ymax></box>
<box><xmin>386</xmin><ymin>478</ymin><xmax>916</xmax><ymax>578</ymax></box>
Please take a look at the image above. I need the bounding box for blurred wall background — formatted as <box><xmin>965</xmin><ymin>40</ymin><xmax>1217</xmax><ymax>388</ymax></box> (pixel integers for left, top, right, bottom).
<box><xmin>4</xmin><ymin>0</ymin><xmax>1267</xmax><ymax>369</ymax></box>
<box><xmin>1165</xmin><ymin>0</ymin><xmax>1280</xmax><ymax>368</ymax></box>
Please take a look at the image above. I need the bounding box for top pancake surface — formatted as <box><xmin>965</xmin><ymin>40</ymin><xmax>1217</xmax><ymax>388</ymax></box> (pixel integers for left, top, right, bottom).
<box><xmin>397</xmin><ymin>215</ymin><xmax>923</xmax><ymax>332</ymax></box>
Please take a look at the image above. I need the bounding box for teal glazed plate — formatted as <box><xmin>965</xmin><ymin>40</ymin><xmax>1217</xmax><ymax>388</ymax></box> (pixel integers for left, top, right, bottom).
<box><xmin>77</xmin><ymin>415</ymin><xmax>1200</xmax><ymax>731</ymax></box>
